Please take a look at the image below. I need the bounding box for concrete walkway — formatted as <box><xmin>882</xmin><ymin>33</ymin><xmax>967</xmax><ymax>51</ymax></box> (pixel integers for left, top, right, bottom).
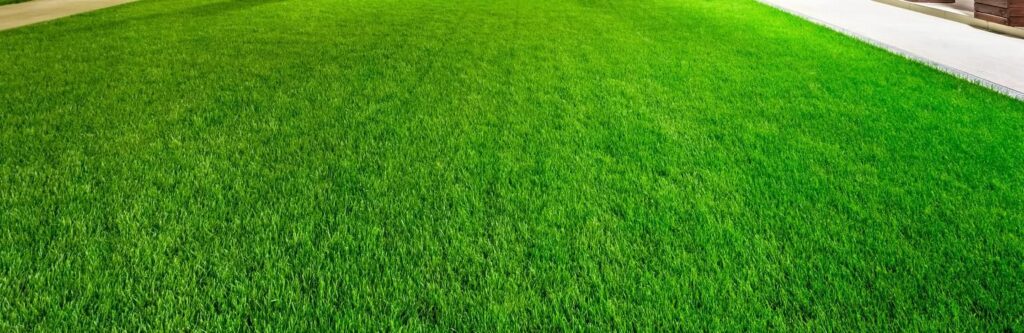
<box><xmin>0</xmin><ymin>0</ymin><xmax>134</xmax><ymax>31</ymax></box>
<box><xmin>759</xmin><ymin>0</ymin><xmax>1024</xmax><ymax>100</ymax></box>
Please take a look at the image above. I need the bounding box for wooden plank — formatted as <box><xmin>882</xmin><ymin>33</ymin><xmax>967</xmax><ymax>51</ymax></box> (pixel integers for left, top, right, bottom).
<box><xmin>977</xmin><ymin>0</ymin><xmax>1009</xmax><ymax>8</ymax></box>
<box><xmin>977</xmin><ymin>3</ymin><xmax>1009</xmax><ymax>16</ymax></box>
<box><xmin>976</xmin><ymin>11</ymin><xmax>1011</xmax><ymax>24</ymax></box>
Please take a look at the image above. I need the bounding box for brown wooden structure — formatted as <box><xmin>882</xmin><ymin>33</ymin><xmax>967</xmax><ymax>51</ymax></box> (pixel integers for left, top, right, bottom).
<box><xmin>976</xmin><ymin>0</ymin><xmax>1024</xmax><ymax>26</ymax></box>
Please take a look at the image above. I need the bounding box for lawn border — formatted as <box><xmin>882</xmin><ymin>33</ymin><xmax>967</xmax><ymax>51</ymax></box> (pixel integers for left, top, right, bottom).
<box><xmin>757</xmin><ymin>0</ymin><xmax>1024</xmax><ymax>101</ymax></box>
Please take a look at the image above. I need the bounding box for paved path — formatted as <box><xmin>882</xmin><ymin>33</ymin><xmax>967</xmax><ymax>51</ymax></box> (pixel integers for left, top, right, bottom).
<box><xmin>759</xmin><ymin>0</ymin><xmax>1024</xmax><ymax>100</ymax></box>
<box><xmin>0</xmin><ymin>0</ymin><xmax>135</xmax><ymax>31</ymax></box>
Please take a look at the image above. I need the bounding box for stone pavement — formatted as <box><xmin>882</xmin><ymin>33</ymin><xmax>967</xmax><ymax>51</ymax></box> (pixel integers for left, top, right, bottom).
<box><xmin>0</xmin><ymin>0</ymin><xmax>135</xmax><ymax>31</ymax></box>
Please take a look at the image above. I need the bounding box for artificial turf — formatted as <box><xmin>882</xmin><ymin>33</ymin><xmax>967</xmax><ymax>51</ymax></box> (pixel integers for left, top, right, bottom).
<box><xmin>1</xmin><ymin>0</ymin><xmax>1023</xmax><ymax>330</ymax></box>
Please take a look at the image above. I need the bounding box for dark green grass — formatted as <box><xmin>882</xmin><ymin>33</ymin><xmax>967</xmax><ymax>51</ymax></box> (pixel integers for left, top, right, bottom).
<box><xmin>0</xmin><ymin>0</ymin><xmax>28</xmax><ymax>5</ymax></box>
<box><xmin>1</xmin><ymin>0</ymin><xmax>1023</xmax><ymax>330</ymax></box>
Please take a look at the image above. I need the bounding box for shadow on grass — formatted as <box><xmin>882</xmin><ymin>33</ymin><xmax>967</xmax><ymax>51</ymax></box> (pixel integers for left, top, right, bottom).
<box><xmin>66</xmin><ymin>0</ymin><xmax>287</xmax><ymax>32</ymax></box>
<box><xmin>171</xmin><ymin>0</ymin><xmax>286</xmax><ymax>17</ymax></box>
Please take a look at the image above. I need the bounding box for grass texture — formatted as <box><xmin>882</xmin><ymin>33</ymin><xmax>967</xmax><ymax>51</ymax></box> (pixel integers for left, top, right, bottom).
<box><xmin>1</xmin><ymin>0</ymin><xmax>1022</xmax><ymax>330</ymax></box>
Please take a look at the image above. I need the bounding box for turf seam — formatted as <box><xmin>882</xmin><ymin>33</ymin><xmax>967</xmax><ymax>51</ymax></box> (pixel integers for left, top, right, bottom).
<box><xmin>756</xmin><ymin>0</ymin><xmax>1024</xmax><ymax>102</ymax></box>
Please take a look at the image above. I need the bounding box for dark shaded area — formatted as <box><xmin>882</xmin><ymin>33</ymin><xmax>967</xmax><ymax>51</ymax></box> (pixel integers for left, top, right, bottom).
<box><xmin>64</xmin><ymin>0</ymin><xmax>288</xmax><ymax>33</ymax></box>
<box><xmin>168</xmin><ymin>0</ymin><xmax>286</xmax><ymax>17</ymax></box>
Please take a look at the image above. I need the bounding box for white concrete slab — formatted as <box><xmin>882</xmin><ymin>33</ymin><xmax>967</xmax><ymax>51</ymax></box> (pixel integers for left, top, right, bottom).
<box><xmin>0</xmin><ymin>0</ymin><xmax>135</xmax><ymax>31</ymax></box>
<box><xmin>759</xmin><ymin>0</ymin><xmax>1024</xmax><ymax>100</ymax></box>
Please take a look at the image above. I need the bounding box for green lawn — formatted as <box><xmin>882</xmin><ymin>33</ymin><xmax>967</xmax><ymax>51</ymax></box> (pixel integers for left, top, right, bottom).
<box><xmin>1</xmin><ymin>0</ymin><xmax>1022</xmax><ymax>330</ymax></box>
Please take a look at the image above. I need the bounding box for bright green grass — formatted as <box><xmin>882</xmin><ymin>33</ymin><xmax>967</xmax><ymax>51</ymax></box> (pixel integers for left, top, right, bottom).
<box><xmin>1</xmin><ymin>0</ymin><xmax>1023</xmax><ymax>330</ymax></box>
